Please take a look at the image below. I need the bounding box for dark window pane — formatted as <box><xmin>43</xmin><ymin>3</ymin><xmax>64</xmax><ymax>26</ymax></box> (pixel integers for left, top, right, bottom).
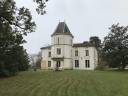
<box><xmin>48</xmin><ymin>61</ymin><xmax>51</xmax><ymax>67</ymax></box>
<box><xmin>75</xmin><ymin>60</ymin><xmax>79</xmax><ymax>67</ymax></box>
<box><xmin>85</xmin><ymin>60</ymin><xmax>90</xmax><ymax>68</ymax></box>
<box><xmin>57</xmin><ymin>48</ymin><xmax>61</xmax><ymax>55</ymax></box>
<box><xmin>85</xmin><ymin>50</ymin><xmax>89</xmax><ymax>56</ymax></box>
<box><xmin>48</xmin><ymin>52</ymin><xmax>51</xmax><ymax>57</ymax></box>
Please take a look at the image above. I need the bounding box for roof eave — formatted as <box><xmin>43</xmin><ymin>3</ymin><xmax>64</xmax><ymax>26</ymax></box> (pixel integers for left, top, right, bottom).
<box><xmin>51</xmin><ymin>33</ymin><xmax>74</xmax><ymax>38</ymax></box>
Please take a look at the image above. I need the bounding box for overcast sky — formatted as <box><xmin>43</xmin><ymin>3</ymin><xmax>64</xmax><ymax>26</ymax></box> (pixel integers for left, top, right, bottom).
<box><xmin>16</xmin><ymin>0</ymin><xmax>128</xmax><ymax>54</ymax></box>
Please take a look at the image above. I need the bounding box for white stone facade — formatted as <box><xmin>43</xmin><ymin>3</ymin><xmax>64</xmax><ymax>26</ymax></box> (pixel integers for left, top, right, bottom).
<box><xmin>41</xmin><ymin>22</ymin><xmax>98</xmax><ymax>70</ymax></box>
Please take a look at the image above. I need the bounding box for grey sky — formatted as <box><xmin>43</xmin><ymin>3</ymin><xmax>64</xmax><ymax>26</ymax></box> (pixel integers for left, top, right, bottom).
<box><xmin>16</xmin><ymin>0</ymin><xmax>128</xmax><ymax>54</ymax></box>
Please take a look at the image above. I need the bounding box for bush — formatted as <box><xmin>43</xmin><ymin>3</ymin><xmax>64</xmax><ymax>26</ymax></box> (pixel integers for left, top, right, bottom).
<box><xmin>0</xmin><ymin>69</ymin><xmax>17</xmax><ymax>77</ymax></box>
<box><xmin>95</xmin><ymin>64</ymin><xmax>107</xmax><ymax>70</ymax></box>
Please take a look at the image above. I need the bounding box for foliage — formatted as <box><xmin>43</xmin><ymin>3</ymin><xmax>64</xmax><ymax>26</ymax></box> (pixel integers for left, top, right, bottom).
<box><xmin>95</xmin><ymin>63</ymin><xmax>107</xmax><ymax>70</ymax></box>
<box><xmin>33</xmin><ymin>0</ymin><xmax>48</xmax><ymax>15</ymax></box>
<box><xmin>102</xmin><ymin>23</ymin><xmax>128</xmax><ymax>70</ymax></box>
<box><xmin>89</xmin><ymin>36</ymin><xmax>103</xmax><ymax>69</ymax></box>
<box><xmin>17</xmin><ymin>49</ymin><xmax>29</xmax><ymax>71</ymax></box>
<box><xmin>35</xmin><ymin>51</ymin><xmax>42</xmax><ymax>68</ymax></box>
<box><xmin>89</xmin><ymin>36</ymin><xmax>101</xmax><ymax>49</ymax></box>
<box><xmin>0</xmin><ymin>0</ymin><xmax>37</xmax><ymax>77</ymax></box>
<box><xmin>29</xmin><ymin>52</ymin><xmax>42</xmax><ymax>69</ymax></box>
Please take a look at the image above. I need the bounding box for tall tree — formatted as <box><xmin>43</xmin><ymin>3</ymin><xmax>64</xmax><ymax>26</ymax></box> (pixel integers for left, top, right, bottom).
<box><xmin>17</xmin><ymin>48</ymin><xmax>30</xmax><ymax>71</ymax></box>
<box><xmin>36</xmin><ymin>51</ymin><xmax>42</xmax><ymax>68</ymax></box>
<box><xmin>102</xmin><ymin>23</ymin><xmax>128</xmax><ymax>70</ymax></box>
<box><xmin>89</xmin><ymin>36</ymin><xmax>101</xmax><ymax>49</ymax></box>
<box><xmin>0</xmin><ymin>0</ymin><xmax>47</xmax><ymax>76</ymax></box>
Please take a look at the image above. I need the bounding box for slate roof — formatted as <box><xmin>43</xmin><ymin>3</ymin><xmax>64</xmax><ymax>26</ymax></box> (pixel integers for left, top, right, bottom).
<box><xmin>41</xmin><ymin>42</ymin><xmax>95</xmax><ymax>49</ymax></box>
<box><xmin>73</xmin><ymin>41</ymin><xmax>94</xmax><ymax>47</ymax></box>
<box><xmin>40</xmin><ymin>45</ymin><xmax>51</xmax><ymax>49</ymax></box>
<box><xmin>51</xmin><ymin>22</ymin><xmax>74</xmax><ymax>38</ymax></box>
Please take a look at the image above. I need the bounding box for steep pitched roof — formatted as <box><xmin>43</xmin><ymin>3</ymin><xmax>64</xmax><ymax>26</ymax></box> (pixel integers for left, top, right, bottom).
<box><xmin>40</xmin><ymin>45</ymin><xmax>51</xmax><ymax>49</ymax></box>
<box><xmin>51</xmin><ymin>22</ymin><xmax>74</xmax><ymax>38</ymax></box>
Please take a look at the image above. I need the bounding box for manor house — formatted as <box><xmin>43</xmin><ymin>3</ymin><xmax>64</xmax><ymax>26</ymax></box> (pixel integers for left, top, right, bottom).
<box><xmin>41</xmin><ymin>22</ymin><xmax>98</xmax><ymax>70</ymax></box>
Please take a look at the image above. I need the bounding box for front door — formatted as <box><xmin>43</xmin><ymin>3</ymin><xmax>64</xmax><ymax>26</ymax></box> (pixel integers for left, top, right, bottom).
<box><xmin>56</xmin><ymin>61</ymin><xmax>61</xmax><ymax>68</ymax></box>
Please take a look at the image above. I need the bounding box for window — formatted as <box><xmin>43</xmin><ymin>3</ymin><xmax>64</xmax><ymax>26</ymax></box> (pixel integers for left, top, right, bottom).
<box><xmin>75</xmin><ymin>60</ymin><xmax>79</xmax><ymax>67</ymax></box>
<box><xmin>57</xmin><ymin>48</ymin><xmax>61</xmax><ymax>55</ymax></box>
<box><xmin>75</xmin><ymin>50</ymin><xmax>78</xmax><ymax>56</ymax></box>
<box><xmin>85</xmin><ymin>60</ymin><xmax>90</xmax><ymax>68</ymax></box>
<box><xmin>48</xmin><ymin>52</ymin><xmax>51</xmax><ymax>57</ymax></box>
<box><xmin>85</xmin><ymin>50</ymin><xmax>89</xmax><ymax>56</ymax></box>
<box><xmin>56</xmin><ymin>61</ymin><xmax>61</xmax><ymax>67</ymax></box>
<box><xmin>48</xmin><ymin>61</ymin><xmax>51</xmax><ymax>67</ymax></box>
<box><xmin>57</xmin><ymin>37</ymin><xmax>59</xmax><ymax>44</ymax></box>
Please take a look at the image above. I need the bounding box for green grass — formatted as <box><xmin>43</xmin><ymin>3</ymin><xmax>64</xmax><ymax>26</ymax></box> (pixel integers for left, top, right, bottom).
<box><xmin>0</xmin><ymin>70</ymin><xmax>128</xmax><ymax>96</ymax></box>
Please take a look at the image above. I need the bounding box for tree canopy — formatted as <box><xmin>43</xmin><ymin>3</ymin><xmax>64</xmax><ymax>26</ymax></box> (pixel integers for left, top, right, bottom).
<box><xmin>0</xmin><ymin>0</ymin><xmax>47</xmax><ymax>76</ymax></box>
<box><xmin>34</xmin><ymin>0</ymin><xmax>48</xmax><ymax>15</ymax></box>
<box><xmin>102</xmin><ymin>23</ymin><xmax>128</xmax><ymax>69</ymax></box>
<box><xmin>89</xmin><ymin>36</ymin><xmax>101</xmax><ymax>49</ymax></box>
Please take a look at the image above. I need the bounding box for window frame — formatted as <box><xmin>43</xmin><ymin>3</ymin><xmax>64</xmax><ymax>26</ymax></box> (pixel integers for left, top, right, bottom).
<box><xmin>85</xmin><ymin>50</ymin><xmax>89</xmax><ymax>56</ymax></box>
<box><xmin>85</xmin><ymin>60</ymin><xmax>90</xmax><ymax>68</ymax></box>
<box><xmin>75</xmin><ymin>60</ymin><xmax>79</xmax><ymax>67</ymax></box>
<box><xmin>48</xmin><ymin>61</ymin><xmax>51</xmax><ymax>67</ymax></box>
<box><xmin>57</xmin><ymin>37</ymin><xmax>59</xmax><ymax>44</ymax></box>
<box><xmin>56</xmin><ymin>61</ymin><xmax>61</xmax><ymax>67</ymax></box>
<box><xmin>48</xmin><ymin>52</ymin><xmax>51</xmax><ymax>57</ymax></box>
<box><xmin>75</xmin><ymin>50</ymin><xmax>78</xmax><ymax>56</ymax></box>
<box><xmin>57</xmin><ymin>48</ymin><xmax>61</xmax><ymax>55</ymax></box>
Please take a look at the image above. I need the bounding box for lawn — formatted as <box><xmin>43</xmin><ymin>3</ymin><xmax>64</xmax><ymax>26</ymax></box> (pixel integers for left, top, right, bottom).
<box><xmin>0</xmin><ymin>70</ymin><xmax>128</xmax><ymax>96</ymax></box>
